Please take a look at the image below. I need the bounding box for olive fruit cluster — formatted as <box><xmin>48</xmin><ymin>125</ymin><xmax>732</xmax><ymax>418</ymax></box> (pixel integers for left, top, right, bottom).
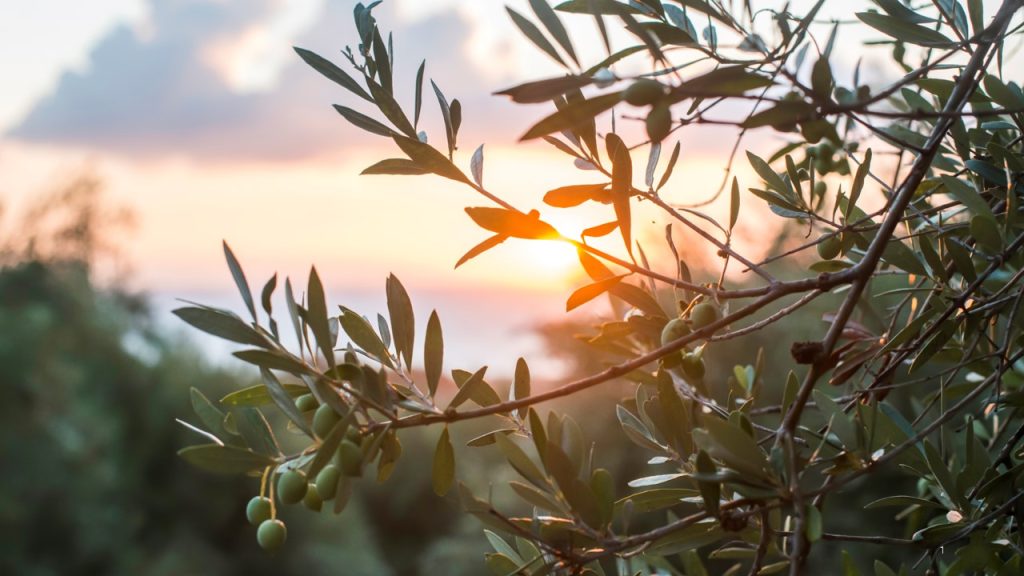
<box><xmin>808</xmin><ymin>140</ymin><xmax>850</xmax><ymax>175</ymax></box>
<box><xmin>622</xmin><ymin>79</ymin><xmax>672</xmax><ymax>143</ymax></box>
<box><xmin>246</xmin><ymin>496</ymin><xmax>287</xmax><ymax>552</ymax></box>
<box><xmin>659</xmin><ymin>302</ymin><xmax>719</xmax><ymax>380</ymax></box>
<box><xmin>244</xmin><ymin>400</ymin><xmax>373</xmax><ymax>552</ymax></box>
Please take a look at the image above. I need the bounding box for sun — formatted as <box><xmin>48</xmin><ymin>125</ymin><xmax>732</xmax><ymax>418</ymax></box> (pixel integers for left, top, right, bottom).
<box><xmin>514</xmin><ymin>240</ymin><xmax>580</xmax><ymax>286</ymax></box>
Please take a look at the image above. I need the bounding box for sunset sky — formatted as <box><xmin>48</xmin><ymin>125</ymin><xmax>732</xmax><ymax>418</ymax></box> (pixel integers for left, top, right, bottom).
<box><xmin>2</xmin><ymin>0</ymin><xmax>995</xmax><ymax>375</ymax></box>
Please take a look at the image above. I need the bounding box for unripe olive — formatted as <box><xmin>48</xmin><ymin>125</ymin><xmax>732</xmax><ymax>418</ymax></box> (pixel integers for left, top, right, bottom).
<box><xmin>338</xmin><ymin>439</ymin><xmax>364</xmax><ymax>477</ymax></box>
<box><xmin>836</xmin><ymin>160</ymin><xmax>850</xmax><ymax>175</ymax></box>
<box><xmin>623</xmin><ymin>79</ymin><xmax>664</xmax><ymax>106</ymax></box>
<box><xmin>303</xmin><ymin>483</ymin><xmax>323</xmax><ymax>511</ymax></box>
<box><xmin>246</xmin><ymin>496</ymin><xmax>272</xmax><ymax>525</ymax></box>
<box><xmin>313</xmin><ymin>403</ymin><xmax>340</xmax><ymax>438</ymax></box>
<box><xmin>815</xmin><ymin>156</ymin><xmax>832</xmax><ymax>175</ymax></box>
<box><xmin>295</xmin><ymin>393</ymin><xmax>317</xmax><ymax>413</ymax></box>
<box><xmin>316</xmin><ymin>464</ymin><xmax>341</xmax><ymax>499</ymax></box>
<box><xmin>689</xmin><ymin>302</ymin><xmax>719</xmax><ymax>330</ymax></box>
<box><xmin>645</xmin><ymin>104</ymin><xmax>672</xmax><ymax>142</ymax></box>
<box><xmin>817</xmin><ymin>234</ymin><xmax>841</xmax><ymax>260</ymax></box>
<box><xmin>257</xmin><ymin>519</ymin><xmax>287</xmax><ymax>551</ymax></box>
<box><xmin>818</xmin><ymin>140</ymin><xmax>836</xmax><ymax>157</ymax></box>
<box><xmin>660</xmin><ymin>318</ymin><xmax>691</xmax><ymax>347</ymax></box>
<box><xmin>277</xmin><ymin>469</ymin><xmax>308</xmax><ymax>505</ymax></box>
<box><xmin>681</xmin><ymin>353</ymin><xmax>706</xmax><ymax>381</ymax></box>
<box><xmin>813</xmin><ymin>180</ymin><xmax>827</xmax><ymax>198</ymax></box>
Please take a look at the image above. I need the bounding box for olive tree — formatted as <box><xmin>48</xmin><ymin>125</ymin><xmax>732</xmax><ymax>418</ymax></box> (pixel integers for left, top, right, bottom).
<box><xmin>176</xmin><ymin>0</ymin><xmax>1024</xmax><ymax>573</ymax></box>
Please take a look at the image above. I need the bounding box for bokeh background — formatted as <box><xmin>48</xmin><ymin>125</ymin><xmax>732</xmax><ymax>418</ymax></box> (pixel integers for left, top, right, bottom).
<box><xmin>1</xmin><ymin>0</ymin><xmax>996</xmax><ymax>573</ymax></box>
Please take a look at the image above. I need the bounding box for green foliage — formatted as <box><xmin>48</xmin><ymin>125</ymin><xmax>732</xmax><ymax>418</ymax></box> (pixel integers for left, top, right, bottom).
<box><xmin>180</xmin><ymin>1</ymin><xmax>1024</xmax><ymax>574</ymax></box>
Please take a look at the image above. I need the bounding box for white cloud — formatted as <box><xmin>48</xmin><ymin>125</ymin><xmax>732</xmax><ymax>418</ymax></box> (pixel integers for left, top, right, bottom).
<box><xmin>7</xmin><ymin>0</ymin><xmax>535</xmax><ymax>161</ymax></box>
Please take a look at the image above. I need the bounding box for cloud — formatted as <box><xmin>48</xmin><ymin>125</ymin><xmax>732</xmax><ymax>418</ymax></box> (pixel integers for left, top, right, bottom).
<box><xmin>8</xmin><ymin>0</ymin><xmax>534</xmax><ymax>161</ymax></box>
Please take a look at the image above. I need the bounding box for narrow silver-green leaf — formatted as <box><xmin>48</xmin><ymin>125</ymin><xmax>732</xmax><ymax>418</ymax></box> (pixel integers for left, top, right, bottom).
<box><xmin>223</xmin><ymin>241</ymin><xmax>256</xmax><ymax>322</ymax></box>
<box><xmin>386</xmin><ymin>273</ymin><xmax>415</xmax><ymax>369</ymax></box>
<box><xmin>339</xmin><ymin>306</ymin><xmax>394</xmax><ymax>369</ymax></box>
<box><xmin>433</xmin><ymin>426</ymin><xmax>456</xmax><ymax>495</ymax></box>
<box><xmin>307</xmin><ymin>267</ymin><xmax>336</xmax><ymax>368</ymax></box>
<box><xmin>178</xmin><ymin>444</ymin><xmax>276</xmax><ymax>475</ymax></box>
<box><xmin>173</xmin><ymin>306</ymin><xmax>266</xmax><ymax>347</ymax></box>
<box><xmin>260</xmin><ymin>368</ymin><xmax>312</xmax><ymax>437</ymax></box>
<box><xmin>220</xmin><ymin>383</ymin><xmax>309</xmax><ymax>406</ymax></box>
<box><xmin>425</xmin><ymin>310</ymin><xmax>443</xmax><ymax>397</ymax></box>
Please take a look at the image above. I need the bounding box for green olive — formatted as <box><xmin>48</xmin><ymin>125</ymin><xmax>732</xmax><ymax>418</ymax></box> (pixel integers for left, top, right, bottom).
<box><xmin>813</xmin><ymin>180</ymin><xmax>827</xmax><ymax>198</ymax></box>
<box><xmin>660</xmin><ymin>318</ymin><xmax>691</xmax><ymax>347</ymax></box>
<box><xmin>815</xmin><ymin>156</ymin><xmax>832</xmax><ymax>175</ymax></box>
<box><xmin>276</xmin><ymin>469</ymin><xmax>308</xmax><ymax>505</ymax></box>
<box><xmin>681</xmin><ymin>353</ymin><xmax>706</xmax><ymax>381</ymax></box>
<box><xmin>316</xmin><ymin>464</ymin><xmax>341</xmax><ymax>499</ymax></box>
<box><xmin>313</xmin><ymin>404</ymin><xmax>340</xmax><ymax>438</ymax></box>
<box><xmin>246</xmin><ymin>496</ymin><xmax>272</xmax><ymax>525</ymax></box>
<box><xmin>338</xmin><ymin>440</ymin><xmax>364</xmax><ymax>477</ymax></box>
<box><xmin>295</xmin><ymin>393</ymin><xmax>318</xmax><ymax>413</ymax></box>
<box><xmin>303</xmin><ymin>483</ymin><xmax>323</xmax><ymax>511</ymax></box>
<box><xmin>645</xmin><ymin>104</ymin><xmax>672</xmax><ymax>142</ymax></box>
<box><xmin>689</xmin><ymin>302</ymin><xmax>719</xmax><ymax>330</ymax></box>
<box><xmin>817</xmin><ymin>234</ymin><xmax>842</xmax><ymax>260</ymax></box>
<box><xmin>623</xmin><ymin>79</ymin><xmax>664</xmax><ymax>106</ymax></box>
<box><xmin>257</xmin><ymin>519</ymin><xmax>287</xmax><ymax>551</ymax></box>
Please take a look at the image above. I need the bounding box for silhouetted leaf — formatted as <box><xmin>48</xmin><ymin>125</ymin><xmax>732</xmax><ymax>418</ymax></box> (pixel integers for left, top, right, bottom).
<box><xmin>581</xmin><ymin>221</ymin><xmax>619</xmax><ymax>238</ymax></box>
<box><xmin>521</xmin><ymin>92</ymin><xmax>622</xmax><ymax>140</ymax></box>
<box><xmin>455</xmin><ymin>234</ymin><xmax>508</xmax><ymax>268</ymax></box>
<box><xmin>847</xmin><ymin>148</ymin><xmax>872</xmax><ymax>219</ymax></box>
<box><xmin>544</xmin><ymin>183</ymin><xmax>609</xmax><ymax>207</ymax></box>
<box><xmin>606</xmin><ymin>133</ymin><xmax>634</xmax><ymax>257</ymax></box>
<box><xmin>496</xmin><ymin>75</ymin><xmax>593</xmax><ymax>103</ymax></box>
<box><xmin>393</xmin><ymin>135</ymin><xmax>471</xmax><ymax>183</ymax></box>
<box><xmin>223</xmin><ymin>242</ymin><xmax>256</xmax><ymax>322</ymax></box>
<box><xmin>507</xmin><ymin>7</ymin><xmax>566</xmax><ymax>67</ymax></box>
<box><xmin>361</xmin><ymin>158</ymin><xmax>430</xmax><ymax>175</ymax></box>
<box><xmin>465</xmin><ymin>207</ymin><xmax>560</xmax><ymax>239</ymax></box>
<box><xmin>414</xmin><ymin>60</ymin><xmax>426</xmax><ymax>127</ymax></box>
<box><xmin>566</xmin><ymin>275</ymin><xmax>627</xmax><ymax>311</ymax></box>
<box><xmin>293</xmin><ymin>47</ymin><xmax>372</xmax><ymax>102</ymax></box>
<box><xmin>670</xmin><ymin>66</ymin><xmax>772</xmax><ymax>99</ymax></box>
<box><xmin>367</xmin><ymin>80</ymin><xmax>416</xmax><ymax>137</ymax></box>
<box><xmin>529</xmin><ymin>0</ymin><xmax>578</xmax><ymax>65</ymax></box>
<box><xmin>333</xmin><ymin>105</ymin><xmax>394</xmax><ymax>137</ymax></box>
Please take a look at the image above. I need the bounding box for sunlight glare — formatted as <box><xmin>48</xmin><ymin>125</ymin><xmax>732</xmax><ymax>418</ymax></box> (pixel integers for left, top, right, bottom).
<box><xmin>513</xmin><ymin>240</ymin><xmax>580</xmax><ymax>288</ymax></box>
